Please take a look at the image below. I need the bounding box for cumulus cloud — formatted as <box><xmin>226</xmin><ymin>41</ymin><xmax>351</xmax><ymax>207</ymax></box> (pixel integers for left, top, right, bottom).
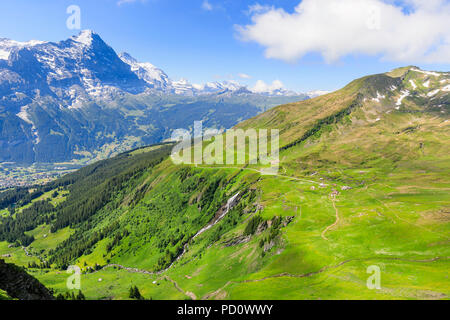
<box><xmin>236</xmin><ymin>0</ymin><xmax>450</xmax><ymax>63</ymax></box>
<box><xmin>251</xmin><ymin>79</ymin><xmax>284</xmax><ymax>93</ymax></box>
<box><xmin>202</xmin><ymin>0</ymin><xmax>213</xmax><ymax>11</ymax></box>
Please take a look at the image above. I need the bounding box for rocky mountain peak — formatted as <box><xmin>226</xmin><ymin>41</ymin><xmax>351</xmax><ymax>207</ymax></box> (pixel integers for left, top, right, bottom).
<box><xmin>70</xmin><ymin>29</ymin><xmax>99</xmax><ymax>47</ymax></box>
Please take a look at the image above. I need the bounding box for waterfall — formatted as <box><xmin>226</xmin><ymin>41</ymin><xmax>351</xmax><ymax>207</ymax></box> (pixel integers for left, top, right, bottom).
<box><xmin>161</xmin><ymin>192</ymin><xmax>240</xmax><ymax>272</ymax></box>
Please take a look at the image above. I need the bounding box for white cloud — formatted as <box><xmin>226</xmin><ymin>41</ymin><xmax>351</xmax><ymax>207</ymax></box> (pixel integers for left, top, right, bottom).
<box><xmin>202</xmin><ymin>0</ymin><xmax>213</xmax><ymax>11</ymax></box>
<box><xmin>246</xmin><ymin>3</ymin><xmax>272</xmax><ymax>15</ymax></box>
<box><xmin>251</xmin><ymin>79</ymin><xmax>284</xmax><ymax>93</ymax></box>
<box><xmin>237</xmin><ymin>0</ymin><xmax>450</xmax><ymax>63</ymax></box>
<box><xmin>238</xmin><ymin>73</ymin><xmax>252</xmax><ymax>79</ymax></box>
<box><xmin>117</xmin><ymin>0</ymin><xmax>146</xmax><ymax>6</ymax></box>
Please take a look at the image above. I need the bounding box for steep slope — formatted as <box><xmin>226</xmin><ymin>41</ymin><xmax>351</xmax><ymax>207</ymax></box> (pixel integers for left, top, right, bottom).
<box><xmin>0</xmin><ymin>67</ymin><xmax>448</xmax><ymax>300</ymax></box>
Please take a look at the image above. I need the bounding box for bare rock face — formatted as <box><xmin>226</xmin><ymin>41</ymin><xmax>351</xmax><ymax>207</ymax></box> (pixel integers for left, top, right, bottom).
<box><xmin>0</xmin><ymin>259</ymin><xmax>54</xmax><ymax>300</ymax></box>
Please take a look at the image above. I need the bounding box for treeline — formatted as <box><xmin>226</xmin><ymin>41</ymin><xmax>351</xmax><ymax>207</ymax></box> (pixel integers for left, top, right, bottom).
<box><xmin>49</xmin><ymin>221</ymin><xmax>120</xmax><ymax>269</ymax></box>
<box><xmin>0</xmin><ymin>187</ymin><xmax>46</xmax><ymax>211</ymax></box>
<box><xmin>0</xmin><ymin>144</ymin><xmax>173</xmax><ymax>254</ymax></box>
<box><xmin>0</xmin><ymin>199</ymin><xmax>55</xmax><ymax>246</ymax></box>
<box><xmin>50</xmin><ymin>145</ymin><xmax>172</xmax><ymax>232</ymax></box>
<box><xmin>47</xmin><ymin>146</ymin><xmax>172</xmax><ymax>267</ymax></box>
<box><xmin>27</xmin><ymin>261</ymin><xmax>51</xmax><ymax>269</ymax></box>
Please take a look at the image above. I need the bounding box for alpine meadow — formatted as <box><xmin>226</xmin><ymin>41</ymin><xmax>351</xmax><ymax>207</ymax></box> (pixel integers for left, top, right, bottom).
<box><xmin>0</xmin><ymin>0</ymin><xmax>449</xmax><ymax>306</ymax></box>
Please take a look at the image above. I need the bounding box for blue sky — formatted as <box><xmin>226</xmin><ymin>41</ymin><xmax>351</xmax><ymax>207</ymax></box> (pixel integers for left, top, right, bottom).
<box><xmin>0</xmin><ymin>0</ymin><xmax>449</xmax><ymax>92</ymax></box>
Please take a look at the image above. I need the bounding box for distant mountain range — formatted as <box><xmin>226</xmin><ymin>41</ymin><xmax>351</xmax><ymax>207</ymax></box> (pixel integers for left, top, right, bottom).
<box><xmin>0</xmin><ymin>30</ymin><xmax>316</xmax><ymax>164</ymax></box>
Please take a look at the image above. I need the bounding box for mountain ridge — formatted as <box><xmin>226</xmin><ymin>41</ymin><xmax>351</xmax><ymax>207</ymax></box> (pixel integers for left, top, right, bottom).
<box><xmin>0</xmin><ymin>30</ymin><xmax>309</xmax><ymax>167</ymax></box>
<box><xmin>0</xmin><ymin>30</ymin><xmax>313</xmax><ymax>98</ymax></box>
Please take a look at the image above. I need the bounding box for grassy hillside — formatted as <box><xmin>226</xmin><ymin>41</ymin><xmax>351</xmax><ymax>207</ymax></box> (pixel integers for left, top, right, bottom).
<box><xmin>0</xmin><ymin>67</ymin><xmax>448</xmax><ymax>300</ymax></box>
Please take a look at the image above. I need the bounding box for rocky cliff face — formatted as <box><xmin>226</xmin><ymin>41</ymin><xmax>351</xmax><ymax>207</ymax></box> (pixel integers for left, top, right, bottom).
<box><xmin>0</xmin><ymin>259</ymin><xmax>54</xmax><ymax>300</ymax></box>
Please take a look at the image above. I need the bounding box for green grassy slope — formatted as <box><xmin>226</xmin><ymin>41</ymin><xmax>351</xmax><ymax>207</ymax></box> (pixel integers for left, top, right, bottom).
<box><xmin>0</xmin><ymin>67</ymin><xmax>448</xmax><ymax>300</ymax></box>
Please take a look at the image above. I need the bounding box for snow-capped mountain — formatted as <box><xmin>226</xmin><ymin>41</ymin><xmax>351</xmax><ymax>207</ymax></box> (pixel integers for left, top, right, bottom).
<box><xmin>119</xmin><ymin>52</ymin><xmax>171</xmax><ymax>91</ymax></box>
<box><xmin>0</xmin><ymin>30</ymin><xmax>307</xmax><ymax>164</ymax></box>
<box><xmin>0</xmin><ymin>30</ymin><xmax>308</xmax><ymax>101</ymax></box>
<box><xmin>0</xmin><ymin>39</ymin><xmax>47</xmax><ymax>60</ymax></box>
<box><xmin>119</xmin><ymin>52</ymin><xmax>245</xmax><ymax>96</ymax></box>
<box><xmin>196</xmin><ymin>80</ymin><xmax>242</xmax><ymax>93</ymax></box>
<box><xmin>0</xmin><ymin>30</ymin><xmax>147</xmax><ymax>107</ymax></box>
<box><xmin>118</xmin><ymin>52</ymin><xmax>266</xmax><ymax>96</ymax></box>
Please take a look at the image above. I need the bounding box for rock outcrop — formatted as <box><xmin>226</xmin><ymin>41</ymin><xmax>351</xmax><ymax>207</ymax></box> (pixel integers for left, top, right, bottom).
<box><xmin>0</xmin><ymin>259</ymin><xmax>54</xmax><ymax>300</ymax></box>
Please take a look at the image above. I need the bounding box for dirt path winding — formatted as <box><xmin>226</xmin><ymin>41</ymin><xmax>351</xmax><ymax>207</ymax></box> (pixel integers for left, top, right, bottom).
<box><xmin>321</xmin><ymin>196</ymin><xmax>340</xmax><ymax>241</ymax></box>
<box><xmin>163</xmin><ymin>275</ymin><xmax>197</xmax><ymax>300</ymax></box>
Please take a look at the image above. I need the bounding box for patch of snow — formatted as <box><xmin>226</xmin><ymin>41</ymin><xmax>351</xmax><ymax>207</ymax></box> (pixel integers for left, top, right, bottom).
<box><xmin>199</xmin><ymin>80</ymin><xmax>244</xmax><ymax>93</ymax></box>
<box><xmin>136</xmin><ymin>62</ymin><xmax>168</xmax><ymax>83</ymax></box>
<box><xmin>396</xmin><ymin>90</ymin><xmax>410</xmax><ymax>106</ymax></box>
<box><xmin>411</xmin><ymin>68</ymin><xmax>440</xmax><ymax>77</ymax></box>
<box><xmin>375</xmin><ymin>118</ymin><xmax>380</xmax><ymax>122</ymax></box>
<box><xmin>371</xmin><ymin>91</ymin><xmax>385</xmax><ymax>102</ymax></box>
<box><xmin>442</xmin><ymin>85</ymin><xmax>450</xmax><ymax>92</ymax></box>
<box><xmin>16</xmin><ymin>105</ymin><xmax>33</xmax><ymax>124</ymax></box>
<box><xmin>25</xmin><ymin>40</ymin><xmax>46</xmax><ymax>46</ymax></box>
<box><xmin>16</xmin><ymin>105</ymin><xmax>40</xmax><ymax>144</ymax></box>
<box><xmin>0</xmin><ymin>39</ymin><xmax>45</xmax><ymax>47</ymax></box>
<box><xmin>0</xmin><ymin>38</ymin><xmax>46</xmax><ymax>58</ymax></box>
<box><xmin>0</xmin><ymin>49</ymin><xmax>9</xmax><ymax>60</ymax></box>
<box><xmin>172</xmin><ymin>78</ymin><xmax>196</xmax><ymax>95</ymax></box>
<box><xmin>423</xmin><ymin>80</ymin><xmax>430</xmax><ymax>88</ymax></box>
<box><xmin>427</xmin><ymin>89</ymin><xmax>440</xmax><ymax>97</ymax></box>
<box><xmin>409</xmin><ymin>80</ymin><xmax>417</xmax><ymax>89</ymax></box>
<box><xmin>120</xmin><ymin>52</ymin><xmax>172</xmax><ymax>91</ymax></box>
<box><xmin>72</xmin><ymin>30</ymin><xmax>94</xmax><ymax>46</ymax></box>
